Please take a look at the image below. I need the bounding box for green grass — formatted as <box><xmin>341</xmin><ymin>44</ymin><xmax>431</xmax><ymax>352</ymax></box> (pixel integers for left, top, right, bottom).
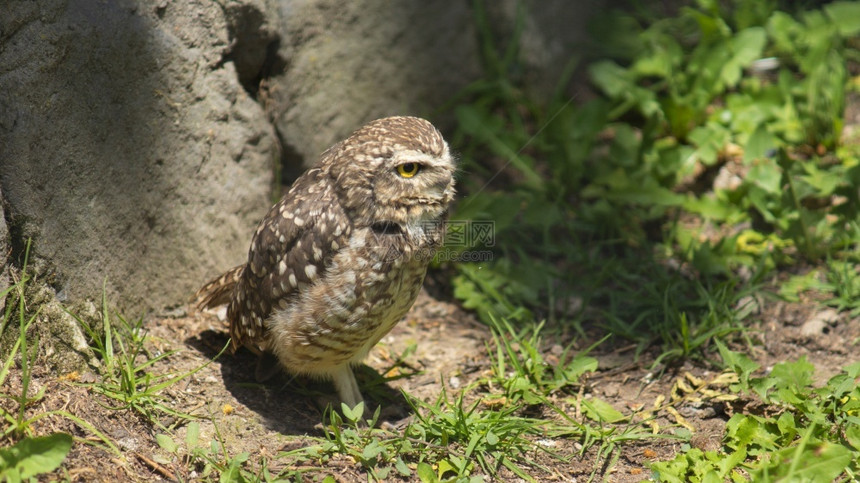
<box><xmin>780</xmin><ymin>255</ymin><xmax>860</xmax><ymax>316</ymax></box>
<box><xmin>71</xmin><ymin>288</ymin><xmax>228</xmax><ymax>430</ymax></box>
<box><xmin>155</xmin><ymin>419</ymin><xmax>276</xmax><ymax>483</ymax></box>
<box><xmin>0</xmin><ymin>247</ymin><xmax>43</xmax><ymax>440</ymax></box>
<box><xmin>484</xmin><ymin>315</ymin><xmax>600</xmax><ymax>406</ymax></box>
<box><xmin>0</xmin><ymin>244</ymin><xmax>229</xmax><ymax>480</ymax></box>
<box><xmin>0</xmin><ymin>242</ymin><xmax>119</xmax><ymax>479</ymax></box>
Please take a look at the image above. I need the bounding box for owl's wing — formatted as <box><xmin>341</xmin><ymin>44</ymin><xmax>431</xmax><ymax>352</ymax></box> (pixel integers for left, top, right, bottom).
<box><xmin>227</xmin><ymin>167</ymin><xmax>350</xmax><ymax>352</ymax></box>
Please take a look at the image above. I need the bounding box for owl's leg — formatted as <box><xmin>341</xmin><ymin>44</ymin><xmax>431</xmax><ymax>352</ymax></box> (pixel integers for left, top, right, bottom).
<box><xmin>331</xmin><ymin>365</ymin><xmax>363</xmax><ymax>409</ymax></box>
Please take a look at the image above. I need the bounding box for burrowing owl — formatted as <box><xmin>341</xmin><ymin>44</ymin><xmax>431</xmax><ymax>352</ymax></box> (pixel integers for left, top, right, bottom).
<box><xmin>194</xmin><ymin>116</ymin><xmax>456</xmax><ymax>408</ymax></box>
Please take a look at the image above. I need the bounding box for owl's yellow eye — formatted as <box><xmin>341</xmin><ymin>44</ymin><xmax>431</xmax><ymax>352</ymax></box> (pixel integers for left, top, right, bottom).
<box><xmin>397</xmin><ymin>163</ymin><xmax>420</xmax><ymax>178</ymax></box>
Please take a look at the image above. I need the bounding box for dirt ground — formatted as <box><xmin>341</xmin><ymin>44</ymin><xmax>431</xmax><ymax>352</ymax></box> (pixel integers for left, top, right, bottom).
<box><xmin>4</xmin><ymin>278</ymin><xmax>858</xmax><ymax>482</ymax></box>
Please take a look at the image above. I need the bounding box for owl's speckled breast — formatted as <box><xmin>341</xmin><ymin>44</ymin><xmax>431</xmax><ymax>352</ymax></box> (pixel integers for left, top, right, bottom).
<box><xmin>266</xmin><ymin>223</ymin><xmax>442</xmax><ymax>376</ymax></box>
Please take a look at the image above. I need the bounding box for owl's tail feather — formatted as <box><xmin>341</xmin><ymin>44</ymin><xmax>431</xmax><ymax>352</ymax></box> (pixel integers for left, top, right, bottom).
<box><xmin>192</xmin><ymin>265</ymin><xmax>244</xmax><ymax>310</ymax></box>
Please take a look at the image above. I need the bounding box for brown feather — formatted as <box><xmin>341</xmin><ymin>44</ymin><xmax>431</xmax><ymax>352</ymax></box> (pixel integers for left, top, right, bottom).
<box><xmin>192</xmin><ymin>265</ymin><xmax>244</xmax><ymax>310</ymax></box>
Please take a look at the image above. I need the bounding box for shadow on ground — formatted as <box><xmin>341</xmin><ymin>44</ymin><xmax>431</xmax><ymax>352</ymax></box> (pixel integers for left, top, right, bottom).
<box><xmin>185</xmin><ymin>328</ymin><xmax>412</xmax><ymax>434</ymax></box>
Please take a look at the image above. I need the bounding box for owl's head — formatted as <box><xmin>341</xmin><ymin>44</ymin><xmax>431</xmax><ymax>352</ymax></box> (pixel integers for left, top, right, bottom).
<box><xmin>327</xmin><ymin>116</ymin><xmax>456</xmax><ymax>228</ymax></box>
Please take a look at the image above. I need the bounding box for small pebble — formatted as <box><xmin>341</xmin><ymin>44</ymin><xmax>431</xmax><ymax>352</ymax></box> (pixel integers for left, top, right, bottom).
<box><xmin>449</xmin><ymin>375</ymin><xmax>460</xmax><ymax>389</ymax></box>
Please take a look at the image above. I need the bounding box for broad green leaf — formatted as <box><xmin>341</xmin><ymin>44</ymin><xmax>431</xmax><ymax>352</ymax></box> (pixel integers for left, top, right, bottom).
<box><xmin>715</xmin><ymin>339</ymin><xmax>759</xmax><ymax>389</ymax></box>
<box><xmin>588</xmin><ymin>60</ymin><xmax>631</xmax><ymax>98</ymax></box>
<box><xmin>778</xmin><ymin>270</ymin><xmax>830</xmax><ymax>302</ymax></box>
<box><xmin>845</xmin><ymin>425</ymin><xmax>860</xmax><ymax>450</ymax></box>
<box><xmin>824</xmin><ymin>373</ymin><xmax>859</xmax><ymax>399</ymax></box>
<box><xmin>799</xmin><ymin>162</ymin><xmax>843</xmax><ymax>197</ymax></box>
<box><xmin>843</xmin><ymin>362</ymin><xmax>860</xmax><ymax>379</ymax></box>
<box><xmin>743</xmin><ymin>125</ymin><xmax>776</xmax><ymax>163</ymax></box>
<box><xmin>720</xmin><ymin>27</ymin><xmax>767</xmax><ymax>88</ymax></box>
<box><xmin>374</xmin><ymin>467</ymin><xmax>390</xmax><ymax>480</ymax></box>
<box><xmin>688</xmin><ymin>5</ymin><xmax>731</xmax><ymax>41</ymax></box>
<box><xmin>725</xmin><ymin>414</ymin><xmax>778</xmax><ymax>452</ymax></box>
<box><xmin>756</xmin><ymin>442</ymin><xmax>852</xmax><ymax>481</ymax></box>
<box><xmin>416</xmin><ymin>462</ymin><xmax>437</xmax><ymax>483</ymax></box>
<box><xmin>662</xmin><ymin>95</ymin><xmax>699</xmax><ymax>139</ymax></box>
<box><xmin>609</xmin><ymin>123</ymin><xmax>641</xmax><ymax>167</ymax></box>
<box><xmin>745</xmin><ymin>158</ymin><xmax>781</xmax><ymax>194</ymax></box>
<box><xmin>155</xmin><ymin>434</ymin><xmax>178</xmax><ymax>454</ymax></box>
<box><xmin>768</xmin><ymin>11</ymin><xmax>801</xmax><ymax>54</ymax></box>
<box><xmin>631</xmin><ymin>30</ymin><xmax>682</xmax><ymax>79</ymax></box>
<box><xmin>632</xmin><ymin>52</ymin><xmax>672</xmax><ymax>79</ymax></box>
<box><xmin>769</xmin><ymin>357</ymin><xmax>815</xmax><ymax>394</ymax></box>
<box><xmin>561</xmin><ymin>356</ymin><xmax>598</xmax><ymax>383</ymax></box>
<box><xmin>582</xmin><ymin>397</ymin><xmax>626</xmax><ymax>423</ymax></box>
<box><xmin>715</xmin><ymin>448</ymin><xmax>746</xmax><ymax>477</ymax></box>
<box><xmin>394</xmin><ymin>457</ymin><xmax>411</xmax><ymax>477</ymax></box>
<box><xmin>340</xmin><ymin>401</ymin><xmax>364</xmax><ymax>422</ymax></box>
<box><xmin>600</xmin><ymin>170</ymin><xmax>684</xmax><ymax>206</ymax></box>
<box><xmin>776</xmin><ymin>412</ymin><xmax>797</xmax><ymax>440</ymax></box>
<box><xmin>824</xmin><ymin>1</ymin><xmax>860</xmax><ymax>36</ymax></box>
<box><xmin>797</xmin><ymin>442</ymin><xmax>853</xmax><ymax>480</ymax></box>
<box><xmin>650</xmin><ymin>447</ymin><xmax>718</xmax><ymax>483</ymax></box>
<box><xmin>683</xmin><ymin>195</ymin><xmax>737</xmax><ymax>221</ymax></box>
<box><xmin>0</xmin><ymin>433</ymin><xmax>73</xmax><ymax>481</ymax></box>
<box><xmin>437</xmin><ymin>459</ymin><xmax>458</xmax><ymax>479</ymax></box>
<box><xmin>185</xmin><ymin>421</ymin><xmax>200</xmax><ymax>449</ymax></box>
<box><xmin>689</xmin><ymin>123</ymin><xmax>731</xmax><ymax>165</ymax></box>
<box><xmin>219</xmin><ymin>463</ymin><xmax>241</xmax><ymax>483</ymax></box>
<box><xmin>361</xmin><ymin>440</ymin><xmax>384</xmax><ymax>460</ymax></box>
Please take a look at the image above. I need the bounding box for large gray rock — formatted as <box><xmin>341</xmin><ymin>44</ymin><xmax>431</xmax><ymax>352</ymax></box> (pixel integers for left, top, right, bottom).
<box><xmin>0</xmin><ymin>0</ymin><xmax>595</xmax><ymax>320</ymax></box>
<box><xmin>0</xmin><ymin>0</ymin><xmax>279</xmax><ymax>315</ymax></box>
<box><xmin>266</xmin><ymin>0</ymin><xmax>482</xmax><ymax>169</ymax></box>
<box><xmin>487</xmin><ymin>0</ymin><xmax>604</xmax><ymax>98</ymax></box>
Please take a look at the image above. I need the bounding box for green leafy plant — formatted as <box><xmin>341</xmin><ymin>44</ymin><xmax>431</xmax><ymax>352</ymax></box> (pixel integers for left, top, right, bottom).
<box><xmin>651</xmin><ymin>343</ymin><xmax>860</xmax><ymax>481</ymax></box>
<box><xmin>586</xmin><ymin>1</ymin><xmax>860</xmax><ymax>268</ymax></box>
<box><xmin>0</xmin><ymin>432</ymin><xmax>73</xmax><ymax>482</ymax></box>
<box><xmin>320</xmin><ymin>402</ymin><xmax>410</xmax><ymax>481</ymax></box>
<box><xmin>450</xmin><ymin>0</ymin><xmax>859</xmax><ymax>364</ymax></box>
<box><xmin>443</xmin><ymin>2</ymin><xmax>860</xmax><ymax>477</ymax></box>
